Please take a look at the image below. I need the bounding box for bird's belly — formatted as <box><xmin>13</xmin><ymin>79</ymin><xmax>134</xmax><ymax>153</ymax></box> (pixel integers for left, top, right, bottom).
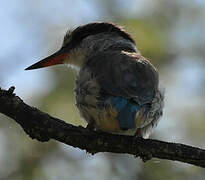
<box><xmin>93</xmin><ymin>106</ymin><xmax>121</xmax><ymax>132</ymax></box>
<box><xmin>76</xmin><ymin>102</ymin><xmax>144</xmax><ymax>135</ymax></box>
<box><xmin>76</xmin><ymin>102</ymin><xmax>120</xmax><ymax>130</ymax></box>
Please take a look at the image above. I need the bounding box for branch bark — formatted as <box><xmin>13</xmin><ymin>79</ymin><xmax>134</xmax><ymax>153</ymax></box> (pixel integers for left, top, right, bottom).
<box><xmin>0</xmin><ymin>87</ymin><xmax>205</xmax><ymax>168</ymax></box>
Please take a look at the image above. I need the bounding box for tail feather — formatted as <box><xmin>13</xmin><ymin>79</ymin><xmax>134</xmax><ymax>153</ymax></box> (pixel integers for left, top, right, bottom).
<box><xmin>118</xmin><ymin>103</ymin><xmax>139</xmax><ymax>129</ymax></box>
<box><xmin>106</xmin><ymin>97</ymin><xmax>140</xmax><ymax>130</ymax></box>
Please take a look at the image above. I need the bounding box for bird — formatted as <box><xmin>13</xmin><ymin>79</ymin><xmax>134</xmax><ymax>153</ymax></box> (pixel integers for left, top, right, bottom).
<box><xmin>25</xmin><ymin>22</ymin><xmax>164</xmax><ymax>138</ymax></box>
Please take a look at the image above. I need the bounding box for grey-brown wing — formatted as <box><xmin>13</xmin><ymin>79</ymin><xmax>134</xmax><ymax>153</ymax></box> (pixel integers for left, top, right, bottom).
<box><xmin>87</xmin><ymin>51</ymin><xmax>159</xmax><ymax>105</ymax></box>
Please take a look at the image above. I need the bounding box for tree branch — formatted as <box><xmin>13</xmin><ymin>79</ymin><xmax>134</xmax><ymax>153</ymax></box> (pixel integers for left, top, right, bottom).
<box><xmin>0</xmin><ymin>87</ymin><xmax>205</xmax><ymax>168</ymax></box>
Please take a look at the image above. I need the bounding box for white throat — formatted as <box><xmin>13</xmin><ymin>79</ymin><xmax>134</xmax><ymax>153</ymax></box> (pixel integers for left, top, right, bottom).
<box><xmin>64</xmin><ymin>48</ymin><xmax>88</xmax><ymax>72</ymax></box>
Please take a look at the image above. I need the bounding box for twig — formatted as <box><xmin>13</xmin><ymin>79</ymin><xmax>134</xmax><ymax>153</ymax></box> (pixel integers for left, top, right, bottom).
<box><xmin>0</xmin><ymin>86</ymin><xmax>205</xmax><ymax>168</ymax></box>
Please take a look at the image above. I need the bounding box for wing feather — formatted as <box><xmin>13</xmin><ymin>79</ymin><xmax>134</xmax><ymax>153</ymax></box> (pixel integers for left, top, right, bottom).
<box><xmin>87</xmin><ymin>51</ymin><xmax>158</xmax><ymax>105</ymax></box>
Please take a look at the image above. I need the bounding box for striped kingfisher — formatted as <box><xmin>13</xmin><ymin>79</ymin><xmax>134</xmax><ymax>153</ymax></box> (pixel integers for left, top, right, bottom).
<box><xmin>25</xmin><ymin>22</ymin><xmax>164</xmax><ymax>138</ymax></box>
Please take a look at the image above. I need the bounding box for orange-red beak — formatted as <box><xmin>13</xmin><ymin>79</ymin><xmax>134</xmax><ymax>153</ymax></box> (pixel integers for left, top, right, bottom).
<box><xmin>25</xmin><ymin>48</ymin><xmax>69</xmax><ymax>70</ymax></box>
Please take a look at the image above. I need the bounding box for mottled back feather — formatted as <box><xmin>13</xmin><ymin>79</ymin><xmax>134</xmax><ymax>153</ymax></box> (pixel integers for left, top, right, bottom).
<box><xmin>86</xmin><ymin>50</ymin><xmax>159</xmax><ymax>105</ymax></box>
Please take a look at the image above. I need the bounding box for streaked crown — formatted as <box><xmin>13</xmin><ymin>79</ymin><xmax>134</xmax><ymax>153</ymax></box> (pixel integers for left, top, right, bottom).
<box><xmin>62</xmin><ymin>22</ymin><xmax>135</xmax><ymax>49</ymax></box>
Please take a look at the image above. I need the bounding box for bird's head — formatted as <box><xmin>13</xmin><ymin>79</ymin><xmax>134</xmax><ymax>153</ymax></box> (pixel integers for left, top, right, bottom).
<box><xmin>25</xmin><ymin>22</ymin><xmax>135</xmax><ymax>71</ymax></box>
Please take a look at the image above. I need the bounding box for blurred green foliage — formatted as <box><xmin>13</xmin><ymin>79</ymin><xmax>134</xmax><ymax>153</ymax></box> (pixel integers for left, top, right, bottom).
<box><xmin>122</xmin><ymin>19</ymin><xmax>169</xmax><ymax>64</ymax></box>
<box><xmin>42</xmin><ymin>68</ymin><xmax>84</xmax><ymax>126</ymax></box>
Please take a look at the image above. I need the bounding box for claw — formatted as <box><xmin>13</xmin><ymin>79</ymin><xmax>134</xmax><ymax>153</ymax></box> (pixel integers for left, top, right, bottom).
<box><xmin>86</xmin><ymin>119</ymin><xmax>96</xmax><ymax>130</ymax></box>
<box><xmin>135</xmin><ymin>128</ymin><xmax>143</xmax><ymax>137</ymax></box>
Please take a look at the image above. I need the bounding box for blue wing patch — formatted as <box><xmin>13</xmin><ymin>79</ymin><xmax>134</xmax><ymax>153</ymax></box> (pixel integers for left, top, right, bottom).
<box><xmin>105</xmin><ymin>97</ymin><xmax>140</xmax><ymax>130</ymax></box>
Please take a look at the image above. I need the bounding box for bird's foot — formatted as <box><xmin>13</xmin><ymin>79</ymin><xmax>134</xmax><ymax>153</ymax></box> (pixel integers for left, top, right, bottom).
<box><xmin>86</xmin><ymin>120</ymin><xmax>96</xmax><ymax>131</ymax></box>
<box><xmin>135</xmin><ymin>128</ymin><xmax>143</xmax><ymax>137</ymax></box>
<box><xmin>132</xmin><ymin>128</ymin><xmax>143</xmax><ymax>148</ymax></box>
